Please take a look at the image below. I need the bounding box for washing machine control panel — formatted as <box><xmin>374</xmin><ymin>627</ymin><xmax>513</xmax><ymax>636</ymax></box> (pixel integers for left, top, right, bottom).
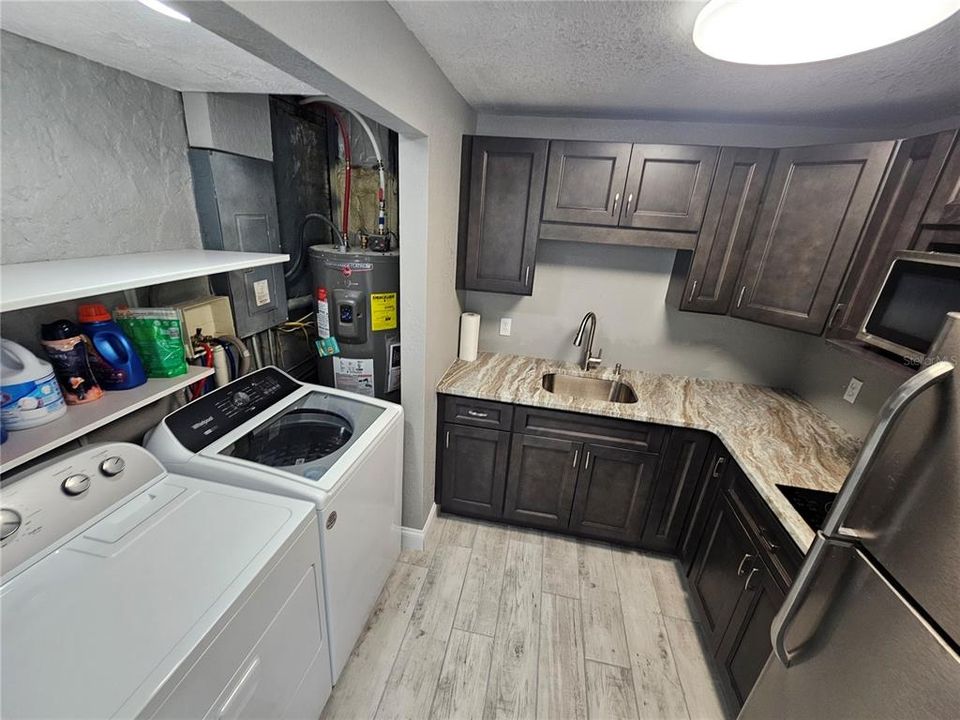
<box><xmin>164</xmin><ymin>367</ymin><xmax>301</xmax><ymax>453</ymax></box>
<box><xmin>0</xmin><ymin>444</ymin><xmax>165</xmax><ymax>580</ymax></box>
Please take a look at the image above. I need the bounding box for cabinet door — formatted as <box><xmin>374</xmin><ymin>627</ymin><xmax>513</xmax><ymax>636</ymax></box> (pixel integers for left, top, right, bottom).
<box><xmin>732</xmin><ymin>141</ymin><xmax>894</xmax><ymax>334</ymax></box>
<box><xmin>718</xmin><ymin>560</ymin><xmax>785</xmax><ymax>708</ymax></box>
<box><xmin>440</xmin><ymin>424</ymin><xmax>510</xmax><ymax>520</ymax></box>
<box><xmin>619</xmin><ymin>144</ymin><xmax>720</xmax><ymax>232</ymax></box>
<box><xmin>568</xmin><ymin>444</ymin><xmax>659</xmax><ymax>544</ymax></box>
<box><xmin>503</xmin><ymin>434</ymin><xmax>581</xmax><ymax>530</ymax></box>
<box><xmin>541</xmin><ymin>141</ymin><xmax>632</xmax><ymax>226</ymax></box>
<box><xmin>641</xmin><ymin>429</ymin><xmax>712</xmax><ymax>552</ymax></box>
<box><xmin>827</xmin><ymin>131</ymin><xmax>957</xmax><ymax>339</ymax></box>
<box><xmin>680</xmin><ymin>443</ymin><xmax>730</xmax><ymax>572</ymax></box>
<box><xmin>463</xmin><ymin>137</ymin><xmax>547</xmax><ymax>295</ymax></box>
<box><xmin>922</xmin><ymin>132</ymin><xmax>960</xmax><ymax>227</ymax></box>
<box><xmin>680</xmin><ymin>148</ymin><xmax>773</xmax><ymax>313</ymax></box>
<box><xmin>689</xmin><ymin>496</ymin><xmax>757</xmax><ymax>651</ymax></box>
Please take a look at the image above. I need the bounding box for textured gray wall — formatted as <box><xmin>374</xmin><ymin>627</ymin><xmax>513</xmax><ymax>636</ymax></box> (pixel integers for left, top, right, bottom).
<box><xmin>1</xmin><ymin>32</ymin><xmax>201</xmax><ymax>264</ymax></box>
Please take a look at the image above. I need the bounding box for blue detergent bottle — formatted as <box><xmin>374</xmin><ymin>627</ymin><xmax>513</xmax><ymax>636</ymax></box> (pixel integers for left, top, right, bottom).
<box><xmin>77</xmin><ymin>304</ymin><xmax>147</xmax><ymax>390</ymax></box>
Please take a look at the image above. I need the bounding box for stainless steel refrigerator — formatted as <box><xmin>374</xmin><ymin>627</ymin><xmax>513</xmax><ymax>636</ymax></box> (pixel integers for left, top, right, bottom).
<box><xmin>740</xmin><ymin>312</ymin><xmax>960</xmax><ymax>719</ymax></box>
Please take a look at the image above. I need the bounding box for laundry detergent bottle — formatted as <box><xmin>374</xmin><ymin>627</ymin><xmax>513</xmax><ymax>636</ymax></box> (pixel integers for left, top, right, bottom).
<box><xmin>77</xmin><ymin>304</ymin><xmax>147</xmax><ymax>390</ymax></box>
<box><xmin>40</xmin><ymin>319</ymin><xmax>104</xmax><ymax>404</ymax></box>
<box><xmin>1</xmin><ymin>339</ymin><xmax>68</xmax><ymax>430</ymax></box>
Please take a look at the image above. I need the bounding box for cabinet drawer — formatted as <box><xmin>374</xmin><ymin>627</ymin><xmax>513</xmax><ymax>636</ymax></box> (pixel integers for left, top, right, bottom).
<box><xmin>443</xmin><ymin>395</ymin><xmax>514</xmax><ymax>430</ymax></box>
<box><xmin>513</xmin><ymin>406</ymin><xmax>666</xmax><ymax>453</ymax></box>
<box><xmin>724</xmin><ymin>470</ymin><xmax>802</xmax><ymax>590</ymax></box>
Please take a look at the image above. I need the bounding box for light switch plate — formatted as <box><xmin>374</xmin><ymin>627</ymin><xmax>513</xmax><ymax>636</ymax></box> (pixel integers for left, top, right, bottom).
<box><xmin>843</xmin><ymin>377</ymin><xmax>863</xmax><ymax>404</ymax></box>
<box><xmin>499</xmin><ymin>318</ymin><xmax>512</xmax><ymax>336</ymax></box>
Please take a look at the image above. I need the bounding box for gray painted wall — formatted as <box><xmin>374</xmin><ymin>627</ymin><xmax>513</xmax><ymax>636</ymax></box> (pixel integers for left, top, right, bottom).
<box><xmin>465</xmin><ymin>242</ymin><xmax>809</xmax><ymax>387</ymax></box>
<box><xmin>1</xmin><ymin>31</ymin><xmax>201</xmax><ymax>264</ymax></box>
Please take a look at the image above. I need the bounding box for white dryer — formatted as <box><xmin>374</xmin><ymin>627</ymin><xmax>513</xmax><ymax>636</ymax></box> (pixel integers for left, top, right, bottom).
<box><xmin>146</xmin><ymin>366</ymin><xmax>403</xmax><ymax>681</ymax></box>
<box><xmin>0</xmin><ymin>442</ymin><xmax>331</xmax><ymax>719</ymax></box>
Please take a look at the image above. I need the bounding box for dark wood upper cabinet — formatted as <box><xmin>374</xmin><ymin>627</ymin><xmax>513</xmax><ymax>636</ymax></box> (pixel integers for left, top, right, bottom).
<box><xmin>461</xmin><ymin>136</ymin><xmax>547</xmax><ymax>295</ymax></box>
<box><xmin>440</xmin><ymin>423</ymin><xmax>510</xmax><ymax>520</ymax></box>
<box><xmin>731</xmin><ymin>141</ymin><xmax>895</xmax><ymax>334</ymax></box>
<box><xmin>914</xmin><ymin>133</ymin><xmax>960</xmax><ymax>254</ymax></box>
<box><xmin>568</xmin><ymin>443</ymin><xmax>659</xmax><ymax>544</ymax></box>
<box><xmin>541</xmin><ymin>141</ymin><xmax>632</xmax><ymax>226</ymax></box>
<box><xmin>689</xmin><ymin>495</ymin><xmax>758</xmax><ymax>650</ymax></box>
<box><xmin>675</xmin><ymin>148</ymin><xmax>773</xmax><ymax>314</ymax></box>
<box><xmin>827</xmin><ymin>131</ymin><xmax>958</xmax><ymax>340</ymax></box>
<box><xmin>642</xmin><ymin>429</ymin><xmax>712</xmax><ymax>553</ymax></box>
<box><xmin>619</xmin><ymin>145</ymin><xmax>720</xmax><ymax>232</ymax></box>
<box><xmin>503</xmin><ymin>434</ymin><xmax>581</xmax><ymax>531</ymax></box>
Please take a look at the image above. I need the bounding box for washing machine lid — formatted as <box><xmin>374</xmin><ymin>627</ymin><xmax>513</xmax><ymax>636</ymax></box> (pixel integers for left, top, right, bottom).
<box><xmin>0</xmin><ymin>474</ymin><xmax>313</xmax><ymax>720</ymax></box>
<box><xmin>215</xmin><ymin>390</ymin><xmax>385</xmax><ymax>483</ymax></box>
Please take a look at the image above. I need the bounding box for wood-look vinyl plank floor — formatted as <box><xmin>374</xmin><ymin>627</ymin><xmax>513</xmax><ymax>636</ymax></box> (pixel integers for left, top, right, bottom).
<box><xmin>322</xmin><ymin>515</ymin><xmax>729</xmax><ymax>720</ymax></box>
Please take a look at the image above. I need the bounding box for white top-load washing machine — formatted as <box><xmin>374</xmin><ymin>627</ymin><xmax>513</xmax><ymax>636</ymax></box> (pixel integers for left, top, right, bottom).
<box><xmin>146</xmin><ymin>366</ymin><xmax>403</xmax><ymax>681</ymax></box>
<box><xmin>0</xmin><ymin>442</ymin><xmax>331</xmax><ymax>719</ymax></box>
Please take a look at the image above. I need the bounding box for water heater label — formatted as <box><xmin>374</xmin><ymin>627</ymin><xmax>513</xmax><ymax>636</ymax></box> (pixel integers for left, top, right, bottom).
<box><xmin>333</xmin><ymin>357</ymin><xmax>375</xmax><ymax>397</ymax></box>
<box><xmin>371</xmin><ymin>293</ymin><xmax>398</xmax><ymax>331</ymax></box>
<box><xmin>316</xmin><ymin>288</ymin><xmax>330</xmax><ymax>338</ymax></box>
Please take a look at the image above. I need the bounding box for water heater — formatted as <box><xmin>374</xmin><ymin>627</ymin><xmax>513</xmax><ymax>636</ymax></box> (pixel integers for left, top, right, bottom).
<box><xmin>308</xmin><ymin>246</ymin><xmax>400</xmax><ymax>402</ymax></box>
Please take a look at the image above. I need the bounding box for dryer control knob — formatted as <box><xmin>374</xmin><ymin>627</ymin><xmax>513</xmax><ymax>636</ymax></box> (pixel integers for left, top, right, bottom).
<box><xmin>1</xmin><ymin>509</ymin><xmax>22</xmax><ymax>541</ymax></box>
<box><xmin>100</xmin><ymin>456</ymin><xmax>125</xmax><ymax>477</ymax></box>
<box><xmin>62</xmin><ymin>474</ymin><xmax>91</xmax><ymax>496</ymax></box>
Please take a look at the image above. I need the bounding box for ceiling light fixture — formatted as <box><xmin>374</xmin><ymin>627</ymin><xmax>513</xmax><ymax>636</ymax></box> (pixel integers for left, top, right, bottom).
<box><xmin>693</xmin><ymin>0</ymin><xmax>960</xmax><ymax>65</ymax></box>
<box><xmin>137</xmin><ymin>0</ymin><xmax>191</xmax><ymax>23</ymax></box>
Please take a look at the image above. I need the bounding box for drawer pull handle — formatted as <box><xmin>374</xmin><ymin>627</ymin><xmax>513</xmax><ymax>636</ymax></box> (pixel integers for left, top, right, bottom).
<box><xmin>736</xmin><ymin>285</ymin><xmax>747</xmax><ymax>309</ymax></box>
<box><xmin>711</xmin><ymin>455</ymin><xmax>726</xmax><ymax>478</ymax></box>
<box><xmin>760</xmin><ymin>528</ymin><xmax>780</xmax><ymax>553</ymax></box>
<box><xmin>612</xmin><ymin>192</ymin><xmax>620</xmax><ymax>215</ymax></box>
<box><xmin>744</xmin><ymin>566</ymin><xmax>760</xmax><ymax>592</ymax></box>
<box><xmin>737</xmin><ymin>553</ymin><xmax>754</xmax><ymax>576</ymax></box>
<box><xmin>445</xmin><ymin>431</ymin><xmax>450</xmax><ymax>449</ymax></box>
<box><xmin>466</xmin><ymin>409</ymin><xmax>489</xmax><ymax>418</ymax></box>
<box><xmin>687</xmin><ymin>279</ymin><xmax>698</xmax><ymax>303</ymax></box>
<box><xmin>572</xmin><ymin>449</ymin><xmax>579</xmax><ymax>468</ymax></box>
<box><xmin>584</xmin><ymin>451</ymin><xmax>591</xmax><ymax>469</ymax></box>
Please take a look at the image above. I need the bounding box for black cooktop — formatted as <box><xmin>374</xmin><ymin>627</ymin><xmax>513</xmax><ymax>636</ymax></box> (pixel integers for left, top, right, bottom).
<box><xmin>776</xmin><ymin>484</ymin><xmax>838</xmax><ymax>530</ymax></box>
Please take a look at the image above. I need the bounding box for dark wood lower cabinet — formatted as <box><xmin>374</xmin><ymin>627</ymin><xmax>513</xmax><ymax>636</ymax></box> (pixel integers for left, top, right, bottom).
<box><xmin>503</xmin><ymin>434</ymin><xmax>581</xmax><ymax>530</ymax></box>
<box><xmin>718</xmin><ymin>560</ymin><xmax>784</xmax><ymax>706</ymax></box>
<box><xmin>689</xmin><ymin>495</ymin><xmax>758</xmax><ymax>649</ymax></box>
<box><xmin>680</xmin><ymin>440</ymin><xmax>729</xmax><ymax>571</ymax></box>
<box><xmin>568</xmin><ymin>443</ymin><xmax>659</xmax><ymax>543</ymax></box>
<box><xmin>642</xmin><ymin>429</ymin><xmax>712</xmax><ymax>552</ymax></box>
<box><xmin>439</xmin><ymin>423</ymin><xmax>510</xmax><ymax>520</ymax></box>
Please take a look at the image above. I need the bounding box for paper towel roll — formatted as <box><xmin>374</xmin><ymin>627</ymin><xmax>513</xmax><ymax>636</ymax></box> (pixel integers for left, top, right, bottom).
<box><xmin>459</xmin><ymin>312</ymin><xmax>481</xmax><ymax>362</ymax></box>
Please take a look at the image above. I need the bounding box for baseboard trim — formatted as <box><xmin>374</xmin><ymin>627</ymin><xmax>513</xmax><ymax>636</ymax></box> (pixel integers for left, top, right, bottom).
<box><xmin>401</xmin><ymin>502</ymin><xmax>438</xmax><ymax>551</ymax></box>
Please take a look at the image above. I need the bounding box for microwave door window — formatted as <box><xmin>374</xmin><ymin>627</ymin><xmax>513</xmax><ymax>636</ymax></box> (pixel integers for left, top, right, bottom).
<box><xmin>866</xmin><ymin>262</ymin><xmax>960</xmax><ymax>354</ymax></box>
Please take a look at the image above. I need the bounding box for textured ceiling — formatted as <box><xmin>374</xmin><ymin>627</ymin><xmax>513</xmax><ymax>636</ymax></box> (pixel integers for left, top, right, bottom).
<box><xmin>0</xmin><ymin>1</ymin><xmax>318</xmax><ymax>93</ymax></box>
<box><xmin>390</xmin><ymin>1</ymin><xmax>960</xmax><ymax>126</ymax></box>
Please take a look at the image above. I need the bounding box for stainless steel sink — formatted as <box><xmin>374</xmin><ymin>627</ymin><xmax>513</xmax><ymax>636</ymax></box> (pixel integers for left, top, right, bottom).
<box><xmin>541</xmin><ymin>373</ymin><xmax>638</xmax><ymax>404</ymax></box>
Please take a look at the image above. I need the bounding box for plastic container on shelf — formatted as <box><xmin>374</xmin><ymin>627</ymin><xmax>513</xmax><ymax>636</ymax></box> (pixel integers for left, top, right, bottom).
<box><xmin>77</xmin><ymin>304</ymin><xmax>147</xmax><ymax>390</ymax></box>
<box><xmin>114</xmin><ymin>307</ymin><xmax>188</xmax><ymax>378</ymax></box>
<box><xmin>1</xmin><ymin>339</ymin><xmax>68</xmax><ymax>430</ymax></box>
<box><xmin>40</xmin><ymin>320</ymin><xmax>104</xmax><ymax>405</ymax></box>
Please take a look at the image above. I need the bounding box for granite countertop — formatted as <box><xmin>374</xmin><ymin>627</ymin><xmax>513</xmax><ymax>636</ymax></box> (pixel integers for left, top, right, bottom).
<box><xmin>437</xmin><ymin>352</ymin><xmax>863</xmax><ymax>551</ymax></box>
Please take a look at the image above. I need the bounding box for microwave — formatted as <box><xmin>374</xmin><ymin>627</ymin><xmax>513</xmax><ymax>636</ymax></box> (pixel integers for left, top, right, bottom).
<box><xmin>858</xmin><ymin>250</ymin><xmax>960</xmax><ymax>364</ymax></box>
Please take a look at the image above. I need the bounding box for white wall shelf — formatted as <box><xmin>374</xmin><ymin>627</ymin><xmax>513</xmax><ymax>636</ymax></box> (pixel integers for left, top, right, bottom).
<box><xmin>0</xmin><ymin>250</ymin><xmax>290</xmax><ymax>312</ymax></box>
<box><xmin>0</xmin><ymin>365</ymin><xmax>214</xmax><ymax>475</ymax></box>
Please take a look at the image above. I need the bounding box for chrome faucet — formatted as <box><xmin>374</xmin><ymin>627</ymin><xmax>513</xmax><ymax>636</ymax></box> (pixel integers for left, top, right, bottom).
<box><xmin>574</xmin><ymin>312</ymin><xmax>603</xmax><ymax>371</ymax></box>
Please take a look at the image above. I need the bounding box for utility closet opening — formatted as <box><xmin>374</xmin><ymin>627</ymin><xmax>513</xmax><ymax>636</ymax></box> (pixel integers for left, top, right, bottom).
<box><xmin>269</xmin><ymin>96</ymin><xmax>401</xmax><ymax>402</ymax></box>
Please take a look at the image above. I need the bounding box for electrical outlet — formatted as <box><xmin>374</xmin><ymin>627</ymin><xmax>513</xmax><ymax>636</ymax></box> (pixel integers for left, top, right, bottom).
<box><xmin>499</xmin><ymin>318</ymin><xmax>512</xmax><ymax>336</ymax></box>
<box><xmin>843</xmin><ymin>377</ymin><xmax>863</xmax><ymax>404</ymax></box>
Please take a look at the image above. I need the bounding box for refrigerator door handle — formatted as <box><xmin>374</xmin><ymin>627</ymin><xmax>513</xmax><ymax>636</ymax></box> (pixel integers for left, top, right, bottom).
<box><xmin>771</xmin><ymin>533</ymin><xmax>853</xmax><ymax>667</ymax></box>
<box><xmin>821</xmin><ymin>360</ymin><xmax>954</xmax><ymax>538</ymax></box>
